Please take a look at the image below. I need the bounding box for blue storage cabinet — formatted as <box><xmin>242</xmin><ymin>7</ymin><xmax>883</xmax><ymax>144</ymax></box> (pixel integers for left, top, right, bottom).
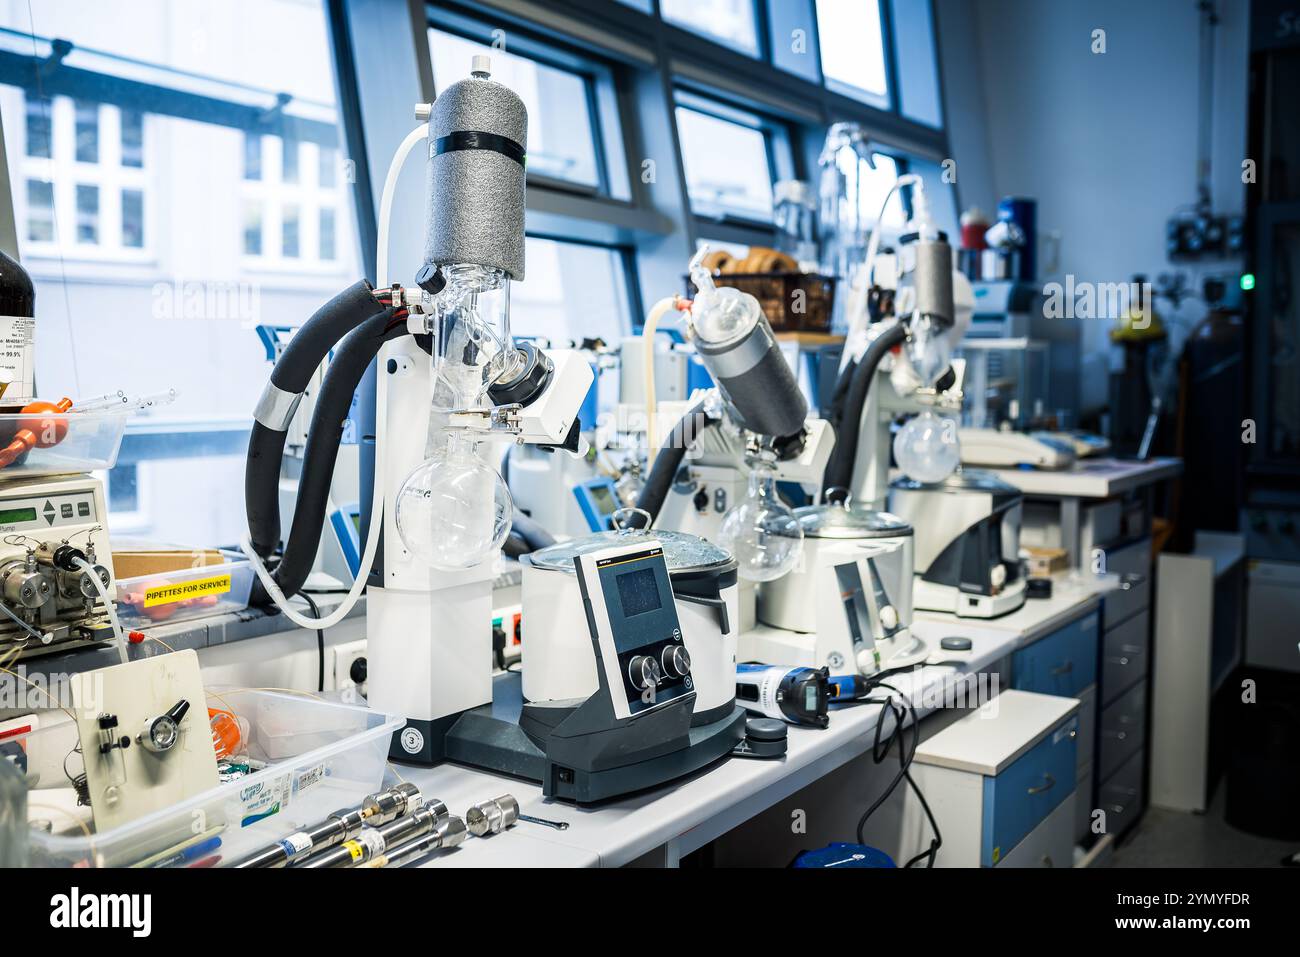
<box><xmin>1011</xmin><ymin>606</ymin><xmax>1100</xmax><ymax>841</ymax></box>
<box><xmin>910</xmin><ymin>690</ymin><xmax>1080</xmax><ymax>867</ymax></box>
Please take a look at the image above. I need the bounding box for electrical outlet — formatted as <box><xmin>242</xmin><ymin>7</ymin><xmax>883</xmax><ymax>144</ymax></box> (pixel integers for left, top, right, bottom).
<box><xmin>330</xmin><ymin>639</ymin><xmax>368</xmax><ymax>700</ymax></box>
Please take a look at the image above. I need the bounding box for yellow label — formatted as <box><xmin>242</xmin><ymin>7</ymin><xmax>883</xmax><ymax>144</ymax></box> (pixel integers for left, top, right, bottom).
<box><xmin>143</xmin><ymin>574</ymin><xmax>232</xmax><ymax>608</ymax></box>
<box><xmin>992</xmin><ymin>847</ymin><xmax>1001</xmax><ymax>863</ymax></box>
<box><xmin>345</xmin><ymin>840</ymin><xmax>364</xmax><ymax>861</ymax></box>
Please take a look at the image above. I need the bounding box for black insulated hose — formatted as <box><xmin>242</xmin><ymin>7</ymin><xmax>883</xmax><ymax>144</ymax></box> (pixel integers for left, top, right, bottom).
<box><xmin>269</xmin><ymin>309</ymin><xmax>405</xmax><ymax>602</ymax></box>
<box><xmin>246</xmin><ymin>280</ymin><xmax>386</xmax><ymax>559</ymax></box>
<box><xmin>821</xmin><ymin>322</ymin><xmax>908</xmax><ymax>497</ymax></box>
<box><xmin>632</xmin><ymin>402</ymin><xmax>715</xmax><ymax>529</ymax></box>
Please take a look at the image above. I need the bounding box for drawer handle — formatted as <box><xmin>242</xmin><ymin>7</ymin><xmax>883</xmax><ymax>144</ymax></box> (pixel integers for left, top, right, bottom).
<box><xmin>1105</xmin><ymin>731</ymin><xmax>1128</xmax><ymax>741</ymax></box>
<box><xmin>1027</xmin><ymin>773</ymin><xmax>1056</xmax><ymax>795</ymax></box>
<box><xmin>1118</xmin><ymin>572</ymin><xmax>1147</xmax><ymax>591</ymax></box>
<box><xmin>1106</xmin><ymin>656</ymin><xmax>1130</xmax><ymax>666</ymax></box>
<box><xmin>1106</xmin><ymin>802</ymin><xmax>1127</xmax><ymax>814</ymax></box>
<box><xmin>1120</xmin><ymin>644</ymin><xmax>1144</xmax><ymax>654</ymax></box>
<box><xmin>1049</xmin><ymin>661</ymin><xmax>1073</xmax><ymax>676</ymax></box>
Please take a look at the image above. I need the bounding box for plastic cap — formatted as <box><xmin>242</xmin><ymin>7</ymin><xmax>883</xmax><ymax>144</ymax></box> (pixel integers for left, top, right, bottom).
<box><xmin>471</xmin><ymin>54</ymin><xmax>491</xmax><ymax>77</ymax></box>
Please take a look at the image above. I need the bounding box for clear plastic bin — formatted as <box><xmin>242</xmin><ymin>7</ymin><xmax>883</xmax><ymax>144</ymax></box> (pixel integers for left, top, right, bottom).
<box><xmin>19</xmin><ymin>690</ymin><xmax>402</xmax><ymax>868</ymax></box>
<box><xmin>115</xmin><ymin>553</ymin><xmax>256</xmax><ymax>629</ymax></box>
<box><xmin>0</xmin><ymin>410</ymin><xmax>128</xmax><ymax>477</ymax></box>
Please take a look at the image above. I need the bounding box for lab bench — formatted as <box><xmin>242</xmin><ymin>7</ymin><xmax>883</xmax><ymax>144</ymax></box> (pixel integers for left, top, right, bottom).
<box><xmin>386</xmin><ymin>618</ymin><xmax>1023</xmax><ymax>868</ymax></box>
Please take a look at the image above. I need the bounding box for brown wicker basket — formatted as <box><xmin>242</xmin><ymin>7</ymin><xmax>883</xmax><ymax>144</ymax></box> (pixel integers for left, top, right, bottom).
<box><xmin>684</xmin><ymin>272</ymin><xmax>837</xmax><ymax>334</ymax></box>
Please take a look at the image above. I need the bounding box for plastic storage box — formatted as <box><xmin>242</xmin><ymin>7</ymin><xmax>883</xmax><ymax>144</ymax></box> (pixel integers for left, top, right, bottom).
<box><xmin>18</xmin><ymin>691</ymin><xmax>402</xmax><ymax>867</ymax></box>
<box><xmin>114</xmin><ymin>550</ymin><xmax>256</xmax><ymax>629</ymax></box>
<box><xmin>0</xmin><ymin>409</ymin><xmax>128</xmax><ymax>478</ymax></box>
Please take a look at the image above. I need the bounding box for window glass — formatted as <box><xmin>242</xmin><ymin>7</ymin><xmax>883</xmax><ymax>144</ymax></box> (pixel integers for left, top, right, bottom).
<box><xmin>676</xmin><ymin>105</ymin><xmax>774</xmax><ymax>223</ymax></box>
<box><xmin>891</xmin><ymin>0</ymin><xmax>942</xmax><ymax>127</ymax></box>
<box><xmin>24</xmin><ymin>94</ymin><xmax>50</xmax><ymax>158</ymax></box>
<box><xmin>429</xmin><ymin>28</ymin><xmax>599</xmax><ymax>190</ymax></box>
<box><xmin>121</xmin><ymin>188</ymin><xmax>143</xmax><ymax>248</ymax></box>
<box><xmin>847</xmin><ymin>151</ymin><xmax>905</xmax><ymax>229</ymax></box>
<box><xmin>816</xmin><ymin>0</ymin><xmax>889</xmax><ymax>104</ymax></box>
<box><xmin>75</xmin><ymin>183</ymin><xmax>99</xmax><ymax>242</ymax></box>
<box><xmin>511</xmin><ymin>237</ymin><xmax>633</xmax><ymax>342</ymax></box>
<box><xmin>768</xmin><ymin>0</ymin><xmax>821</xmax><ymax>83</ymax></box>
<box><xmin>120</xmin><ymin>109</ymin><xmax>143</xmax><ymax>167</ymax></box>
<box><xmin>661</xmin><ymin>0</ymin><xmax>759</xmax><ymax>57</ymax></box>
<box><xmin>74</xmin><ymin>99</ymin><xmax>98</xmax><ymax>162</ymax></box>
<box><xmin>0</xmin><ymin>1</ymin><xmax>361</xmax><ymax>545</ymax></box>
<box><xmin>25</xmin><ymin>179</ymin><xmax>53</xmax><ymax>241</ymax></box>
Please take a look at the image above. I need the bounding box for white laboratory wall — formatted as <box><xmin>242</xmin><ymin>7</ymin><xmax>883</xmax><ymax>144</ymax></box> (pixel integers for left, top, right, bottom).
<box><xmin>934</xmin><ymin>0</ymin><xmax>1249</xmax><ymax>414</ymax></box>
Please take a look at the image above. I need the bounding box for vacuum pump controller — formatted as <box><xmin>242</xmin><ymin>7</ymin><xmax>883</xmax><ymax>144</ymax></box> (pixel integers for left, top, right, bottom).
<box><xmin>573</xmin><ymin>538</ymin><xmax>695</xmax><ymax>721</ymax></box>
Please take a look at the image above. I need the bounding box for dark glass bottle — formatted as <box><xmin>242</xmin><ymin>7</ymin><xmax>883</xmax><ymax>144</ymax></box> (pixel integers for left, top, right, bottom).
<box><xmin>0</xmin><ymin>249</ymin><xmax>33</xmax><ymax>315</ymax></box>
<box><xmin>0</xmin><ymin>248</ymin><xmax>35</xmax><ymax>403</ymax></box>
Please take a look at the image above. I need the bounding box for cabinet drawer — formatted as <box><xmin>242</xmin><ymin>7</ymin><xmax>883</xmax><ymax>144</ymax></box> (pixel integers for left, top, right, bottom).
<box><xmin>1012</xmin><ymin>612</ymin><xmax>1099</xmax><ymax>697</ymax></box>
<box><xmin>1076</xmin><ymin>683</ymin><xmax>1097</xmax><ymax>773</ymax></box>
<box><xmin>1099</xmin><ymin>681</ymin><xmax>1146</xmax><ymax>779</ymax></box>
<box><xmin>1102</xmin><ymin>611</ymin><xmax>1150</xmax><ymax>703</ymax></box>
<box><xmin>1103</xmin><ymin>539</ymin><xmax>1151</xmax><ymax>628</ymax></box>
<box><xmin>1075</xmin><ymin>766</ymin><xmax>1094</xmax><ymax>842</ymax></box>
<box><xmin>981</xmin><ymin>717</ymin><xmax>1078</xmax><ymax>866</ymax></box>
<box><xmin>1099</xmin><ymin>748</ymin><xmax>1145</xmax><ymax>838</ymax></box>
<box><xmin>997</xmin><ymin>790</ymin><xmax>1076</xmax><ymax>868</ymax></box>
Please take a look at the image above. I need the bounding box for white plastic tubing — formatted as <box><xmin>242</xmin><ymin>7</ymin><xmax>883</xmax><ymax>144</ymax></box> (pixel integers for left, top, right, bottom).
<box><xmin>239</xmin><ymin>123</ymin><xmax>430</xmax><ymax>630</ymax></box>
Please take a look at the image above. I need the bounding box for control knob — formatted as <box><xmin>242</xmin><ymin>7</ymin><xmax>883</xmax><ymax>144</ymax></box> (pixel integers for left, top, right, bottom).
<box><xmin>661</xmin><ymin>644</ymin><xmax>691</xmax><ymax>678</ymax></box>
<box><xmin>628</xmin><ymin>655</ymin><xmax>661</xmax><ymax>691</ymax></box>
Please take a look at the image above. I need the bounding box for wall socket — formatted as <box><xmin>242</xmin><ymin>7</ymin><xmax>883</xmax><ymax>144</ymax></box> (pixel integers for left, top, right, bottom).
<box><xmin>330</xmin><ymin>639</ymin><xmax>368</xmax><ymax>700</ymax></box>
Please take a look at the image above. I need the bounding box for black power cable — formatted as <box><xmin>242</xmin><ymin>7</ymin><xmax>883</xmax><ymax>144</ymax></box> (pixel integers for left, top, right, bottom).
<box><xmin>849</xmin><ymin>673</ymin><xmax>943</xmax><ymax>868</ymax></box>
<box><xmin>299</xmin><ymin>592</ymin><xmax>325</xmax><ymax>693</ymax></box>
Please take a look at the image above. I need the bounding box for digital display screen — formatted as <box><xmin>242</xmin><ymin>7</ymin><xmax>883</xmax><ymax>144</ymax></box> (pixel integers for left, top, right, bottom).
<box><xmin>0</xmin><ymin>506</ymin><xmax>37</xmax><ymax>524</ymax></box>
<box><xmin>589</xmin><ymin>484</ymin><xmax>616</xmax><ymax>514</ymax></box>
<box><xmin>616</xmin><ymin>566</ymin><xmax>661</xmax><ymax>618</ymax></box>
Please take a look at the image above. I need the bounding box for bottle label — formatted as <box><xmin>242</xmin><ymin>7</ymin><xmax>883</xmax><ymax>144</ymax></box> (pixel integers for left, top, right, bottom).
<box><xmin>0</xmin><ymin>316</ymin><xmax>35</xmax><ymax>402</ymax></box>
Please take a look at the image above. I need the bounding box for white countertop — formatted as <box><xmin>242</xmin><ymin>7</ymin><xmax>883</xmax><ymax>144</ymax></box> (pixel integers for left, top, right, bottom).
<box><xmin>914</xmin><ymin>689</ymin><xmax>1080</xmax><ymax>776</ymax></box>
<box><xmin>387</xmin><ymin>618</ymin><xmax>1022</xmax><ymax>868</ymax></box>
<box><xmin>979</xmin><ymin>456</ymin><xmax>1182</xmax><ymax>499</ymax></box>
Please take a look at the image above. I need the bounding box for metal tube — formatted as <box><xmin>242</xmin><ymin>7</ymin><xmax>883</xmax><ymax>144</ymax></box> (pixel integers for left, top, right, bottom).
<box><xmin>361</xmin><ymin>815</ymin><xmax>469</xmax><ymax>868</ymax></box>
<box><xmin>231</xmin><ymin>783</ymin><xmax>422</xmax><ymax>868</ymax></box>
<box><xmin>302</xmin><ymin>799</ymin><xmax>449</xmax><ymax>869</ymax></box>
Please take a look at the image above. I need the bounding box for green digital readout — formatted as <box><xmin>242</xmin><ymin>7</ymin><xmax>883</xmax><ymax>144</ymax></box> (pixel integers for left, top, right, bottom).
<box><xmin>0</xmin><ymin>506</ymin><xmax>37</xmax><ymax>524</ymax></box>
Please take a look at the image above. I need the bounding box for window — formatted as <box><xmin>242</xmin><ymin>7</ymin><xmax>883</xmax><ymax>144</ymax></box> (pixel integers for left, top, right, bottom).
<box><xmin>661</xmin><ymin>0</ymin><xmax>759</xmax><ymax>57</ymax></box>
<box><xmin>847</xmin><ymin>151</ymin><xmax>905</xmax><ymax>229</ymax></box>
<box><xmin>0</xmin><ymin>0</ymin><xmax>361</xmax><ymax>546</ymax></box>
<box><xmin>891</xmin><ymin>0</ymin><xmax>942</xmax><ymax>128</ymax></box>
<box><xmin>25</xmin><ymin>179</ymin><xmax>53</xmax><ymax>241</ymax></box>
<box><xmin>319</xmin><ymin>207</ymin><xmax>336</xmax><ymax>261</ymax></box>
<box><xmin>282</xmin><ymin>136</ymin><xmax>299</xmax><ymax>185</ymax></box>
<box><xmin>75</xmin><ymin>183</ymin><xmax>98</xmax><ymax>243</ymax></box>
<box><xmin>73</xmin><ymin>99</ymin><xmax>98</xmax><ymax>162</ymax></box>
<box><xmin>428</xmin><ymin>27</ymin><xmax>601</xmax><ymax>191</ymax></box>
<box><xmin>24</xmin><ymin>94</ymin><xmax>50</xmax><ymax>158</ymax></box>
<box><xmin>121</xmin><ymin>188</ymin><xmax>143</xmax><ymax>248</ymax></box>
<box><xmin>282</xmin><ymin>203</ymin><xmax>300</xmax><ymax>258</ymax></box>
<box><xmin>512</xmin><ymin>237</ymin><xmax>634</xmax><ymax>342</ymax></box>
<box><xmin>816</xmin><ymin>0</ymin><xmax>889</xmax><ymax>105</ymax></box>
<box><xmin>243</xmin><ymin>202</ymin><xmax>263</xmax><ymax>256</ymax></box>
<box><xmin>675</xmin><ymin>99</ymin><xmax>779</xmax><ymax>223</ymax></box>
<box><xmin>120</xmin><ymin>109</ymin><xmax>143</xmax><ymax>167</ymax></box>
<box><xmin>243</xmin><ymin>133</ymin><xmax>262</xmax><ymax>181</ymax></box>
<box><xmin>318</xmin><ymin>145</ymin><xmax>336</xmax><ymax>189</ymax></box>
<box><xmin>12</xmin><ymin>92</ymin><xmax>149</xmax><ymax>258</ymax></box>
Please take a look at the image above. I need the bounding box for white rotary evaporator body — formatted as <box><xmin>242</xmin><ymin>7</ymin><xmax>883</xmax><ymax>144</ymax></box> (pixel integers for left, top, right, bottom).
<box><xmin>366</xmin><ymin>58</ymin><xmax>594</xmax><ymax>763</ymax></box>
<box><xmin>521</xmin><ymin>521</ymin><xmax>740</xmax><ymax>726</ymax></box>
<box><xmin>753</xmin><ymin>498</ymin><xmax>922</xmax><ymax>673</ymax></box>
